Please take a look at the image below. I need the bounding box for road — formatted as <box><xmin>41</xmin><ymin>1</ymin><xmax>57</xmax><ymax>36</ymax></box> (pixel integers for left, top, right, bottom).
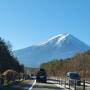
<box><xmin>0</xmin><ymin>79</ymin><xmax>90</xmax><ymax>90</ymax></box>
<box><xmin>71</xmin><ymin>84</ymin><xmax>90</xmax><ymax>90</ymax></box>
<box><xmin>0</xmin><ymin>80</ymin><xmax>66</xmax><ymax>90</ymax></box>
<box><xmin>0</xmin><ymin>80</ymin><xmax>34</xmax><ymax>90</ymax></box>
<box><xmin>63</xmin><ymin>84</ymin><xmax>90</xmax><ymax>90</ymax></box>
<box><xmin>32</xmin><ymin>81</ymin><xmax>65</xmax><ymax>90</ymax></box>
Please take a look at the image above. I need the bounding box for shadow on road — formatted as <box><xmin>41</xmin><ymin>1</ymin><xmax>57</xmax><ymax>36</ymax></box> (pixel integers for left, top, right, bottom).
<box><xmin>0</xmin><ymin>86</ymin><xmax>25</xmax><ymax>90</ymax></box>
<box><xmin>0</xmin><ymin>83</ymin><xmax>32</xmax><ymax>90</ymax></box>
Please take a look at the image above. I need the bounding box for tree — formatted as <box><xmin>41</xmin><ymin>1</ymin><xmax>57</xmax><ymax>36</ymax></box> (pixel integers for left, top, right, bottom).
<box><xmin>0</xmin><ymin>37</ymin><xmax>24</xmax><ymax>73</ymax></box>
<box><xmin>40</xmin><ymin>50</ymin><xmax>90</xmax><ymax>79</ymax></box>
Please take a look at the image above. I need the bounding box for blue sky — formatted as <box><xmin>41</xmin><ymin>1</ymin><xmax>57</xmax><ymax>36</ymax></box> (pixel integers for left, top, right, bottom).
<box><xmin>0</xmin><ymin>0</ymin><xmax>90</xmax><ymax>50</ymax></box>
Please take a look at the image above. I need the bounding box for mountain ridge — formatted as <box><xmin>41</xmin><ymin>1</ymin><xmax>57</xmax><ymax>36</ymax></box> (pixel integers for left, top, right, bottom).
<box><xmin>14</xmin><ymin>33</ymin><xmax>90</xmax><ymax>67</ymax></box>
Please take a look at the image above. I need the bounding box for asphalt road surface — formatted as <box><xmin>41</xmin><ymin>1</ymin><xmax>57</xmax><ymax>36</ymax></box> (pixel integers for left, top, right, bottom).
<box><xmin>0</xmin><ymin>79</ymin><xmax>90</xmax><ymax>90</ymax></box>
<box><xmin>32</xmin><ymin>81</ymin><xmax>65</xmax><ymax>90</ymax></box>
<box><xmin>71</xmin><ymin>85</ymin><xmax>90</xmax><ymax>90</ymax></box>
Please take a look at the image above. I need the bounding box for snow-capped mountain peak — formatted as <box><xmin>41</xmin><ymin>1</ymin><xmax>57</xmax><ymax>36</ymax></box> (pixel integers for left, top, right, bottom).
<box><xmin>39</xmin><ymin>33</ymin><xmax>70</xmax><ymax>46</ymax></box>
<box><xmin>47</xmin><ymin>33</ymin><xmax>69</xmax><ymax>42</ymax></box>
<box><xmin>14</xmin><ymin>33</ymin><xmax>90</xmax><ymax>67</ymax></box>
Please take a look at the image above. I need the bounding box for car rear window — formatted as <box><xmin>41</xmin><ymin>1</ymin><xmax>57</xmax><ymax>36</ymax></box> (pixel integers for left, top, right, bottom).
<box><xmin>70</xmin><ymin>73</ymin><xmax>80</xmax><ymax>79</ymax></box>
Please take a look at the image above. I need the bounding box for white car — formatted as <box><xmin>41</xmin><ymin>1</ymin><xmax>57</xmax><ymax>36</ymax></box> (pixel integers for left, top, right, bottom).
<box><xmin>65</xmin><ymin>72</ymin><xmax>81</xmax><ymax>86</ymax></box>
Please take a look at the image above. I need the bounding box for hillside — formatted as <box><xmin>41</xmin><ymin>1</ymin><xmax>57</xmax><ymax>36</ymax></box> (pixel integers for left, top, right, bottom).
<box><xmin>40</xmin><ymin>50</ymin><xmax>90</xmax><ymax>79</ymax></box>
<box><xmin>14</xmin><ymin>33</ymin><xmax>90</xmax><ymax>67</ymax></box>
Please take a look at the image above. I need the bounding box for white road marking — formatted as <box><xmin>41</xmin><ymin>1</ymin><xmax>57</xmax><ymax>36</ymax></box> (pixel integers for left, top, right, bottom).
<box><xmin>29</xmin><ymin>80</ymin><xmax>36</xmax><ymax>90</ymax></box>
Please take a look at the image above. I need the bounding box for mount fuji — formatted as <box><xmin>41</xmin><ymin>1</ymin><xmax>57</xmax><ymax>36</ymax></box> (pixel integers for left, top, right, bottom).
<box><xmin>14</xmin><ymin>33</ymin><xmax>90</xmax><ymax>67</ymax></box>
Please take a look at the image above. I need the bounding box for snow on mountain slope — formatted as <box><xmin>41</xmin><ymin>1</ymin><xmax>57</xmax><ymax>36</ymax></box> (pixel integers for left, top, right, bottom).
<box><xmin>14</xmin><ymin>33</ymin><xmax>90</xmax><ymax>67</ymax></box>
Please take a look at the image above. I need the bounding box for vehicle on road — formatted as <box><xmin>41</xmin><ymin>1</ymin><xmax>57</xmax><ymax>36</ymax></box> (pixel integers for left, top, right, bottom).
<box><xmin>65</xmin><ymin>72</ymin><xmax>81</xmax><ymax>86</ymax></box>
<box><xmin>36</xmin><ymin>68</ymin><xmax>47</xmax><ymax>83</ymax></box>
<box><xmin>30</xmin><ymin>74</ymin><xmax>36</xmax><ymax>80</ymax></box>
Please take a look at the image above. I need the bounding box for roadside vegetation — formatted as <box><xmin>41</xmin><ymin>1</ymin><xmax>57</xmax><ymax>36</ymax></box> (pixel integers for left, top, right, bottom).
<box><xmin>0</xmin><ymin>37</ymin><xmax>24</xmax><ymax>86</ymax></box>
<box><xmin>40</xmin><ymin>50</ymin><xmax>90</xmax><ymax>80</ymax></box>
<box><xmin>0</xmin><ymin>37</ymin><xmax>24</xmax><ymax>73</ymax></box>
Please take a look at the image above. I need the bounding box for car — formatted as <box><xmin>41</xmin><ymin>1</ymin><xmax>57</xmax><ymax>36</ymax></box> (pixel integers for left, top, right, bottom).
<box><xmin>30</xmin><ymin>74</ymin><xmax>36</xmax><ymax>80</ymax></box>
<box><xmin>65</xmin><ymin>72</ymin><xmax>81</xmax><ymax>86</ymax></box>
<box><xmin>36</xmin><ymin>68</ymin><xmax>47</xmax><ymax>83</ymax></box>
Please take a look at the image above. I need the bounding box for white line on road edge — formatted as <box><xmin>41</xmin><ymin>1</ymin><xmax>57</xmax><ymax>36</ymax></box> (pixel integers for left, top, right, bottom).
<box><xmin>29</xmin><ymin>80</ymin><xmax>36</xmax><ymax>90</ymax></box>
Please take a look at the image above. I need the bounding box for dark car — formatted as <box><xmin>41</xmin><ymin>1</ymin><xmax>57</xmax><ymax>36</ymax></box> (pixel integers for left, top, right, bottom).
<box><xmin>36</xmin><ymin>69</ymin><xmax>47</xmax><ymax>83</ymax></box>
<box><xmin>30</xmin><ymin>74</ymin><xmax>36</xmax><ymax>80</ymax></box>
<box><xmin>66</xmin><ymin>72</ymin><xmax>81</xmax><ymax>86</ymax></box>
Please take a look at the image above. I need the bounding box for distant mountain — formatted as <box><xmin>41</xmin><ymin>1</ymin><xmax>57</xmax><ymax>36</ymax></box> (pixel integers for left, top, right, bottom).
<box><xmin>14</xmin><ymin>33</ymin><xmax>90</xmax><ymax>67</ymax></box>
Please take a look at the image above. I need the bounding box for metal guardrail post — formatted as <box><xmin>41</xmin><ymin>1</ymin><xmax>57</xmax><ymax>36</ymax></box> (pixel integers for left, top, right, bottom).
<box><xmin>64</xmin><ymin>80</ymin><xmax>66</xmax><ymax>88</ymax></box>
<box><xmin>69</xmin><ymin>83</ymin><xmax>70</xmax><ymax>90</ymax></box>
<box><xmin>69</xmin><ymin>80</ymin><xmax>70</xmax><ymax>90</ymax></box>
<box><xmin>59</xmin><ymin>79</ymin><xmax>61</xmax><ymax>85</ymax></box>
<box><xmin>57</xmin><ymin>78</ymin><xmax>58</xmax><ymax>84</ymax></box>
<box><xmin>74</xmin><ymin>80</ymin><xmax>76</xmax><ymax>90</ymax></box>
<box><xmin>61</xmin><ymin>79</ymin><xmax>62</xmax><ymax>86</ymax></box>
<box><xmin>83</xmin><ymin>80</ymin><xmax>85</xmax><ymax>90</ymax></box>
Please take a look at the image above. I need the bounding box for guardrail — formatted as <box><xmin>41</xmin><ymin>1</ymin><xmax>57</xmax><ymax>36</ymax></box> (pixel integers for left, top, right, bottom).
<box><xmin>47</xmin><ymin>77</ymin><xmax>90</xmax><ymax>90</ymax></box>
<box><xmin>58</xmin><ymin>79</ymin><xmax>89</xmax><ymax>90</ymax></box>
